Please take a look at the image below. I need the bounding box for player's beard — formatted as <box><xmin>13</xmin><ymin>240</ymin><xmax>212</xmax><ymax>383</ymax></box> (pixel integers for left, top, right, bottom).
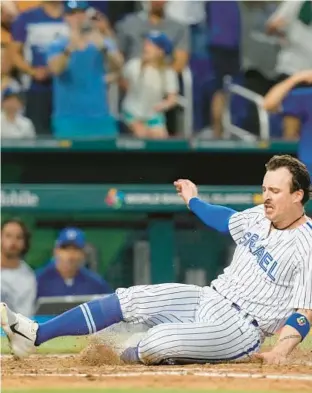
<box><xmin>1</xmin><ymin>248</ymin><xmax>21</xmax><ymax>260</ymax></box>
<box><xmin>1</xmin><ymin>249</ymin><xmax>22</xmax><ymax>269</ymax></box>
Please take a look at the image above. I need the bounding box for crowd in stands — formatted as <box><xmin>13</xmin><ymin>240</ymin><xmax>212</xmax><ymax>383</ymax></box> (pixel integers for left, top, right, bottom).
<box><xmin>1</xmin><ymin>0</ymin><xmax>312</xmax><ymax>141</ymax></box>
<box><xmin>1</xmin><ymin>219</ymin><xmax>112</xmax><ymax>317</ymax></box>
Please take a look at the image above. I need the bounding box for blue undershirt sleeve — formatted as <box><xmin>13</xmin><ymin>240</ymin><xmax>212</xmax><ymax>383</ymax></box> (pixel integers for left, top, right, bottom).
<box><xmin>188</xmin><ymin>197</ymin><xmax>237</xmax><ymax>234</ymax></box>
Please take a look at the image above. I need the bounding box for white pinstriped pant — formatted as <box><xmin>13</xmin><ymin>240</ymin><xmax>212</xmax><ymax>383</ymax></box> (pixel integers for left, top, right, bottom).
<box><xmin>116</xmin><ymin>284</ymin><xmax>261</xmax><ymax>365</ymax></box>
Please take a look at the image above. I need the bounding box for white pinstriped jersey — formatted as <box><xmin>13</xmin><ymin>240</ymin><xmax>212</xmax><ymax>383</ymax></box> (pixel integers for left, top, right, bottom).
<box><xmin>212</xmin><ymin>205</ymin><xmax>312</xmax><ymax>336</ymax></box>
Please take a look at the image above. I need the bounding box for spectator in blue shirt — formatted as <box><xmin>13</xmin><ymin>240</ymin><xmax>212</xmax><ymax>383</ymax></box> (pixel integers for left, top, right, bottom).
<box><xmin>263</xmin><ymin>70</ymin><xmax>312</xmax><ymax>177</ymax></box>
<box><xmin>36</xmin><ymin>227</ymin><xmax>112</xmax><ymax>297</ymax></box>
<box><xmin>47</xmin><ymin>1</ymin><xmax>123</xmax><ymax>139</ymax></box>
<box><xmin>10</xmin><ymin>1</ymin><xmax>68</xmax><ymax>135</ymax></box>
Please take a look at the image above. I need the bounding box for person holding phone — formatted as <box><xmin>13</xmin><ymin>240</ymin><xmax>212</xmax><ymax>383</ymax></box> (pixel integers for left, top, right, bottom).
<box><xmin>47</xmin><ymin>1</ymin><xmax>123</xmax><ymax>139</ymax></box>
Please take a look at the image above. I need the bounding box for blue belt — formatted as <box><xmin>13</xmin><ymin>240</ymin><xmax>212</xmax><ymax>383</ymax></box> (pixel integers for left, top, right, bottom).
<box><xmin>231</xmin><ymin>302</ymin><xmax>259</xmax><ymax>328</ymax></box>
<box><xmin>213</xmin><ymin>287</ymin><xmax>259</xmax><ymax>328</ymax></box>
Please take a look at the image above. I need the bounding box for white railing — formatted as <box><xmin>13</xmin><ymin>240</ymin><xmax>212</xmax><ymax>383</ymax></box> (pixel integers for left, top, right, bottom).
<box><xmin>107</xmin><ymin>75</ymin><xmax>120</xmax><ymax>118</ymax></box>
<box><xmin>222</xmin><ymin>76</ymin><xmax>270</xmax><ymax>141</ymax></box>
<box><xmin>180</xmin><ymin>66</ymin><xmax>194</xmax><ymax>137</ymax></box>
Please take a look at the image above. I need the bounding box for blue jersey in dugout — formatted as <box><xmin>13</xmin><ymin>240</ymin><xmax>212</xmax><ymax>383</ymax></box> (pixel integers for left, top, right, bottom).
<box><xmin>47</xmin><ymin>37</ymin><xmax>117</xmax><ymax>138</ymax></box>
<box><xmin>11</xmin><ymin>7</ymin><xmax>68</xmax><ymax>92</ymax></box>
<box><xmin>282</xmin><ymin>87</ymin><xmax>312</xmax><ymax>177</ymax></box>
<box><xmin>36</xmin><ymin>259</ymin><xmax>112</xmax><ymax>297</ymax></box>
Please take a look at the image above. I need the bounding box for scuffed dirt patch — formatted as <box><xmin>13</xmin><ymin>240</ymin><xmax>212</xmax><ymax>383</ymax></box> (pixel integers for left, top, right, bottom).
<box><xmin>2</xmin><ymin>354</ymin><xmax>312</xmax><ymax>392</ymax></box>
<box><xmin>79</xmin><ymin>343</ymin><xmax>122</xmax><ymax>366</ymax></box>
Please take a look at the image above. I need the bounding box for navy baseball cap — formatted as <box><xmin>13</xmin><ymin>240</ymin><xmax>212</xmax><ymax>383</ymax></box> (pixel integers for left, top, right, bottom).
<box><xmin>64</xmin><ymin>1</ymin><xmax>89</xmax><ymax>13</ymax></box>
<box><xmin>146</xmin><ymin>31</ymin><xmax>173</xmax><ymax>56</ymax></box>
<box><xmin>56</xmin><ymin>227</ymin><xmax>86</xmax><ymax>248</ymax></box>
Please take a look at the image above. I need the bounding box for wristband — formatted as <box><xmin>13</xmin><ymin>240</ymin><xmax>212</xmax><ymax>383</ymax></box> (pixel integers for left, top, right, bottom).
<box><xmin>285</xmin><ymin>313</ymin><xmax>310</xmax><ymax>341</ymax></box>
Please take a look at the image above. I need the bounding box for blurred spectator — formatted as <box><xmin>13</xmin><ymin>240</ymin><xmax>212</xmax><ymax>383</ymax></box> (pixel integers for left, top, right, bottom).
<box><xmin>1</xmin><ymin>1</ymin><xmax>19</xmax><ymax>45</ymax></box>
<box><xmin>86</xmin><ymin>7</ymin><xmax>120</xmax><ymax>83</ymax></box>
<box><xmin>165</xmin><ymin>0</ymin><xmax>206</xmax><ymax>56</ymax></box>
<box><xmin>239</xmin><ymin>1</ymin><xmax>280</xmax><ymax>135</ymax></box>
<box><xmin>36</xmin><ymin>227</ymin><xmax>112</xmax><ymax>297</ymax></box>
<box><xmin>47</xmin><ymin>0</ymin><xmax>122</xmax><ymax>139</ymax></box>
<box><xmin>89</xmin><ymin>0</ymin><xmax>137</xmax><ymax>28</ymax></box>
<box><xmin>263</xmin><ymin>70</ymin><xmax>312</xmax><ymax>176</ymax></box>
<box><xmin>87</xmin><ymin>7</ymin><xmax>115</xmax><ymax>38</ymax></box>
<box><xmin>116</xmin><ymin>0</ymin><xmax>189</xmax><ymax>74</ymax></box>
<box><xmin>266</xmin><ymin>0</ymin><xmax>312</xmax><ymax>138</ymax></box>
<box><xmin>10</xmin><ymin>1</ymin><xmax>68</xmax><ymax>135</ymax></box>
<box><xmin>165</xmin><ymin>1</ymin><xmax>204</xmax><ymax>27</ymax></box>
<box><xmin>1</xmin><ymin>1</ymin><xmax>19</xmax><ymax>17</ymax></box>
<box><xmin>1</xmin><ymin>44</ymin><xmax>21</xmax><ymax>96</ymax></box>
<box><xmin>1</xmin><ymin>90</ymin><xmax>36</xmax><ymax>139</ymax></box>
<box><xmin>2</xmin><ymin>1</ymin><xmax>42</xmax><ymax>15</ymax></box>
<box><xmin>15</xmin><ymin>1</ymin><xmax>42</xmax><ymax>13</ymax></box>
<box><xmin>206</xmin><ymin>1</ymin><xmax>241</xmax><ymax>138</ymax></box>
<box><xmin>88</xmin><ymin>0</ymin><xmax>108</xmax><ymax>16</ymax></box>
<box><xmin>1</xmin><ymin>218</ymin><xmax>36</xmax><ymax>317</ymax></box>
<box><xmin>263</xmin><ymin>70</ymin><xmax>312</xmax><ymax>113</ymax></box>
<box><xmin>240</xmin><ymin>1</ymin><xmax>280</xmax><ymax>96</ymax></box>
<box><xmin>122</xmin><ymin>31</ymin><xmax>178</xmax><ymax>139</ymax></box>
<box><xmin>267</xmin><ymin>1</ymin><xmax>312</xmax><ymax>76</ymax></box>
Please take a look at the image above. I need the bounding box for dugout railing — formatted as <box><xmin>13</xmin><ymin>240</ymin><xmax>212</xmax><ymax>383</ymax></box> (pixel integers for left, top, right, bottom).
<box><xmin>36</xmin><ymin>295</ymin><xmax>105</xmax><ymax>315</ymax></box>
<box><xmin>222</xmin><ymin>76</ymin><xmax>270</xmax><ymax>142</ymax></box>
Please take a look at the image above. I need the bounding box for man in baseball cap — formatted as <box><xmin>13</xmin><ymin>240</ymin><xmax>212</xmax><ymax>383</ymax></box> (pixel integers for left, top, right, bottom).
<box><xmin>55</xmin><ymin>227</ymin><xmax>86</xmax><ymax>249</ymax></box>
<box><xmin>64</xmin><ymin>1</ymin><xmax>89</xmax><ymax>13</ymax></box>
<box><xmin>47</xmin><ymin>0</ymin><xmax>121</xmax><ymax>139</ymax></box>
<box><xmin>36</xmin><ymin>227</ymin><xmax>112</xmax><ymax>297</ymax></box>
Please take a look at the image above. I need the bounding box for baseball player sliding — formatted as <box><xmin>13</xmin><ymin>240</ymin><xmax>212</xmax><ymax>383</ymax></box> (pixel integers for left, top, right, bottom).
<box><xmin>1</xmin><ymin>155</ymin><xmax>311</xmax><ymax>365</ymax></box>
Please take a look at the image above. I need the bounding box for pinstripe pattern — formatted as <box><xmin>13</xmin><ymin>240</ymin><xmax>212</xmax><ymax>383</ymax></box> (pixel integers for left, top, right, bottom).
<box><xmin>214</xmin><ymin>204</ymin><xmax>312</xmax><ymax>335</ymax></box>
<box><xmin>115</xmin><ymin>205</ymin><xmax>311</xmax><ymax>364</ymax></box>
<box><xmin>117</xmin><ymin>284</ymin><xmax>201</xmax><ymax>326</ymax></box>
<box><xmin>117</xmin><ymin>285</ymin><xmax>260</xmax><ymax>364</ymax></box>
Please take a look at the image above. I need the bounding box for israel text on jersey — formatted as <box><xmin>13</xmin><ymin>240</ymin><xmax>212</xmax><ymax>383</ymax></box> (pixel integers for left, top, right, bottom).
<box><xmin>212</xmin><ymin>205</ymin><xmax>312</xmax><ymax>336</ymax></box>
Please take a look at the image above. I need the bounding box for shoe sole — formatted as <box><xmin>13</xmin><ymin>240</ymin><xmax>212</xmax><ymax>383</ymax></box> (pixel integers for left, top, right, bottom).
<box><xmin>0</xmin><ymin>303</ymin><xmax>13</xmax><ymax>342</ymax></box>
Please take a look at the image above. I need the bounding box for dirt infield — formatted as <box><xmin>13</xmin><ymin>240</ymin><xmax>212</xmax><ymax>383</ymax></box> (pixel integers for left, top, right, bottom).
<box><xmin>2</xmin><ymin>349</ymin><xmax>312</xmax><ymax>392</ymax></box>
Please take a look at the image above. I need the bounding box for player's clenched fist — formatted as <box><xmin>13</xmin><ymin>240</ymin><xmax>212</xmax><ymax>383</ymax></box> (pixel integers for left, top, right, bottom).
<box><xmin>173</xmin><ymin>179</ymin><xmax>198</xmax><ymax>205</ymax></box>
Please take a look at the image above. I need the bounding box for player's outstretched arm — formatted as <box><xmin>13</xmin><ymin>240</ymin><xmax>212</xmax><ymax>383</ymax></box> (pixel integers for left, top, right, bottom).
<box><xmin>174</xmin><ymin>179</ymin><xmax>236</xmax><ymax>234</ymax></box>
<box><xmin>255</xmin><ymin>309</ymin><xmax>312</xmax><ymax>365</ymax></box>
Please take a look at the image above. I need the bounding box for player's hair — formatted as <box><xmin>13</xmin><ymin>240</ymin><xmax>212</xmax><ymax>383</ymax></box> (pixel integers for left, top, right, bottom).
<box><xmin>1</xmin><ymin>218</ymin><xmax>31</xmax><ymax>256</ymax></box>
<box><xmin>265</xmin><ymin>155</ymin><xmax>312</xmax><ymax>205</ymax></box>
